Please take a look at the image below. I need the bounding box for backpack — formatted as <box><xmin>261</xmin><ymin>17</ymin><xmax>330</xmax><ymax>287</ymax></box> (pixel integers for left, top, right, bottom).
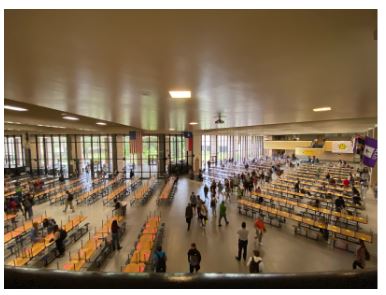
<box><xmin>155</xmin><ymin>252</ymin><xmax>166</xmax><ymax>272</ymax></box>
<box><xmin>210</xmin><ymin>199</ymin><xmax>216</xmax><ymax>207</ymax></box>
<box><xmin>190</xmin><ymin>253</ymin><xmax>200</xmax><ymax>266</ymax></box>
<box><xmin>249</xmin><ymin>258</ymin><xmax>262</xmax><ymax>273</ymax></box>
<box><xmin>67</xmin><ymin>193</ymin><xmax>74</xmax><ymax>202</ymax></box>
<box><xmin>59</xmin><ymin>229</ymin><xmax>67</xmax><ymax>241</ymax></box>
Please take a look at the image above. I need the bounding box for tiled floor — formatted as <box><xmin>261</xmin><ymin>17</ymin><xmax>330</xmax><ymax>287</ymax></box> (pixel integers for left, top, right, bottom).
<box><xmin>24</xmin><ymin>175</ymin><xmax>378</xmax><ymax>273</ymax></box>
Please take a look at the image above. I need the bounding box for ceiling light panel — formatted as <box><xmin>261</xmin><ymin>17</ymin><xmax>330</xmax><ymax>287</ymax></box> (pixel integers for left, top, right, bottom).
<box><xmin>169</xmin><ymin>91</ymin><xmax>191</xmax><ymax>99</ymax></box>
<box><xmin>313</xmin><ymin>107</ymin><xmax>332</xmax><ymax>112</ymax></box>
<box><xmin>4</xmin><ymin>105</ymin><xmax>28</xmax><ymax>111</ymax></box>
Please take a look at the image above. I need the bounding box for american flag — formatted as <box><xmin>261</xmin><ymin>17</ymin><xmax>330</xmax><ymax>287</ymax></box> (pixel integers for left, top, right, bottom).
<box><xmin>129</xmin><ymin>131</ymin><xmax>142</xmax><ymax>154</ymax></box>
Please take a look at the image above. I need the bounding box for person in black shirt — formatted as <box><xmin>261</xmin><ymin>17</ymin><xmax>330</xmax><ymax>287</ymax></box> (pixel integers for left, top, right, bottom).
<box><xmin>63</xmin><ymin>190</ymin><xmax>75</xmax><ymax>213</ymax></box>
<box><xmin>130</xmin><ymin>169</ymin><xmax>134</xmax><ymax>180</ymax></box>
<box><xmin>352</xmin><ymin>187</ymin><xmax>362</xmax><ymax>206</ymax></box>
<box><xmin>187</xmin><ymin>243</ymin><xmax>201</xmax><ymax>273</ymax></box>
<box><xmin>294</xmin><ymin>180</ymin><xmax>300</xmax><ymax>193</ymax></box>
<box><xmin>185</xmin><ymin>203</ymin><xmax>193</xmax><ymax>231</ymax></box>
<box><xmin>111</xmin><ymin>220</ymin><xmax>122</xmax><ymax>251</ymax></box>
<box><xmin>335</xmin><ymin>196</ymin><xmax>346</xmax><ymax>212</ymax></box>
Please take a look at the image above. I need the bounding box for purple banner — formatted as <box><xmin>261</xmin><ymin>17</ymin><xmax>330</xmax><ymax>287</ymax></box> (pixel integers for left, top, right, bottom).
<box><xmin>363</xmin><ymin>136</ymin><xmax>377</xmax><ymax>167</ymax></box>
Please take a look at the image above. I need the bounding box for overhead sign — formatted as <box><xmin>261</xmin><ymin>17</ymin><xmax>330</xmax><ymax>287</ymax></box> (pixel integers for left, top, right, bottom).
<box><xmin>331</xmin><ymin>141</ymin><xmax>354</xmax><ymax>154</ymax></box>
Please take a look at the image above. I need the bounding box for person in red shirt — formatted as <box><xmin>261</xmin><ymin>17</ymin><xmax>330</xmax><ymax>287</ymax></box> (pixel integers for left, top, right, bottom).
<box><xmin>343</xmin><ymin>179</ymin><xmax>350</xmax><ymax>187</ymax></box>
<box><xmin>255</xmin><ymin>216</ymin><xmax>267</xmax><ymax>245</ymax></box>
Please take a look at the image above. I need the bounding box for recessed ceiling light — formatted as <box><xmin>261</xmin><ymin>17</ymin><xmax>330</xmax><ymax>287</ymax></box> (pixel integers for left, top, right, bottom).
<box><xmin>96</xmin><ymin>122</ymin><xmax>107</xmax><ymax>126</ymax></box>
<box><xmin>189</xmin><ymin>122</ymin><xmax>198</xmax><ymax>125</ymax></box>
<box><xmin>313</xmin><ymin>107</ymin><xmax>332</xmax><ymax>112</ymax></box>
<box><xmin>169</xmin><ymin>90</ymin><xmax>191</xmax><ymax>99</ymax></box>
<box><xmin>62</xmin><ymin>116</ymin><xmax>79</xmax><ymax>121</ymax></box>
<box><xmin>169</xmin><ymin>128</ymin><xmax>175</xmax><ymax>131</ymax></box>
<box><xmin>4</xmin><ymin>105</ymin><xmax>28</xmax><ymax>111</ymax></box>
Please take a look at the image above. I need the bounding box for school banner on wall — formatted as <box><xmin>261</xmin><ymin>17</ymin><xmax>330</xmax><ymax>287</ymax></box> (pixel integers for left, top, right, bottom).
<box><xmin>331</xmin><ymin>141</ymin><xmax>354</xmax><ymax>153</ymax></box>
<box><xmin>363</xmin><ymin>137</ymin><xmax>377</xmax><ymax>167</ymax></box>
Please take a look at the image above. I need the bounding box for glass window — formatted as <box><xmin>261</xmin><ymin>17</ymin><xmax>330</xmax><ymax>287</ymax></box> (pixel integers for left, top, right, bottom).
<box><xmin>4</xmin><ymin>136</ymin><xmax>24</xmax><ymax>168</ymax></box>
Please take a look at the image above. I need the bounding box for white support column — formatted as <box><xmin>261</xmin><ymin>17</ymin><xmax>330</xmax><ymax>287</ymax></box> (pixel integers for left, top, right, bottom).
<box><xmin>193</xmin><ymin>133</ymin><xmax>201</xmax><ymax>173</ymax></box>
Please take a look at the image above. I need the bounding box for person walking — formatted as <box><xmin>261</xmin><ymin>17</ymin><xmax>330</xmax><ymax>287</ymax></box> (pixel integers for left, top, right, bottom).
<box><xmin>218</xmin><ymin>201</ymin><xmax>229</xmax><ymax>226</ymax></box>
<box><xmin>185</xmin><ymin>203</ymin><xmax>193</xmax><ymax>231</ymax></box>
<box><xmin>190</xmin><ymin>192</ymin><xmax>197</xmax><ymax>215</ymax></box>
<box><xmin>111</xmin><ymin>219</ymin><xmax>122</xmax><ymax>251</ymax></box>
<box><xmin>63</xmin><ymin>190</ymin><xmax>75</xmax><ymax>213</ymax></box>
<box><xmin>196</xmin><ymin>196</ymin><xmax>202</xmax><ymax>219</ymax></box>
<box><xmin>188</xmin><ymin>243</ymin><xmax>201</xmax><ymax>273</ymax></box>
<box><xmin>200</xmin><ymin>202</ymin><xmax>208</xmax><ymax>227</ymax></box>
<box><xmin>235</xmin><ymin>222</ymin><xmax>249</xmax><ymax>261</ymax></box>
<box><xmin>22</xmin><ymin>193</ymin><xmax>34</xmax><ymax>220</ymax></box>
<box><xmin>153</xmin><ymin>246</ymin><xmax>167</xmax><ymax>273</ymax></box>
<box><xmin>352</xmin><ymin>240</ymin><xmax>369</xmax><ymax>270</ymax></box>
<box><xmin>254</xmin><ymin>216</ymin><xmax>267</xmax><ymax>245</ymax></box>
<box><xmin>204</xmin><ymin>184</ymin><xmax>209</xmax><ymax>199</ymax></box>
<box><xmin>210</xmin><ymin>196</ymin><xmax>217</xmax><ymax>217</ymax></box>
<box><xmin>217</xmin><ymin>181</ymin><xmax>223</xmax><ymax>196</ymax></box>
<box><xmin>247</xmin><ymin>250</ymin><xmax>264</xmax><ymax>273</ymax></box>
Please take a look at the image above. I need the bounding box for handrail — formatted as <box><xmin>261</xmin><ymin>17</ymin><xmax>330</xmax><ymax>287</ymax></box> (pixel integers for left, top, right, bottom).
<box><xmin>5</xmin><ymin>267</ymin><xmax>377</xmax><ymax>288</ymax></box>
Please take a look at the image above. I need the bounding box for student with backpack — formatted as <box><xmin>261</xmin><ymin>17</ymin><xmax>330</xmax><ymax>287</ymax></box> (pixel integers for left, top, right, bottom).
<box><xmin>199</xmin><ymin>203</ymin><xmax>208</xmax><ymax>227</ymax></box>
<box><xmin>188</xmin><ymin>243</ymin><xmax>201</xmax><ymax>273</ymax></box>
<box><xmin>153</xmin><ymin>246</ymin><xmax>167</xmax><ymax>273</ymax></box>
<box><xmin>247</xmin><ymin>250</ymin><xmax>264</xmax><ymax>273</ymax></box>
<box><xmin>53</xmin><ymin>225</ymin><xmax>67</xmax><ymax>257</ymax></box>
<box><xmin>63</xmin><ymin>190</ymin><xmax>75</xmax><ymax>213</ymax></box>
<box><xmin>218</xmin><ymin>201</ymin><xmax>229</xmax><ymax>226</ymax></box>
<box><xmin>353</xmin><ymin>240</ymin><xmax>370</xmax><ymax>269</ymax></box>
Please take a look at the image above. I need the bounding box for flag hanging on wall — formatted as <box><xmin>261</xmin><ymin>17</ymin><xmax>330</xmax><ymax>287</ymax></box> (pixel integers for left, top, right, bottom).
<box><xmin>331</xmin><ymin>141</ymin><xmax>354</xmax><ymax>153</ymax></box>
<box><xmin>187</xmin><ymin>138</ymin><xmax>193</xmax><ymax>151</ymax></box>
<box><xmin>129</xmin><ymin>131</ymin><xmax>142</xmax><ymax>154</ymax></box>
<box><xmin>184</xmin><ymin>131</ymin><xmax>193</xmax><ymax>151</ymax></box>
<box><xmin>362</xmin><ymin>136</ymin><xmax>377</xmax><ymax>167</ymax></box>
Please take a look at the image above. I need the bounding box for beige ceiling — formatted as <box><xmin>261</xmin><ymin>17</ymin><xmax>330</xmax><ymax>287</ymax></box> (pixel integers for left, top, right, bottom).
<box><xmin>5</xmin><ymin>10</ymin><xmax>377</xmax><ymax>133</ymax></box>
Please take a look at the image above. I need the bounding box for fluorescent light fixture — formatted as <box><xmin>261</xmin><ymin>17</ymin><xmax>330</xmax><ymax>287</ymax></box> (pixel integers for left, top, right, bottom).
<box><xmin>5</xmin><ymin>121</ymin><xmax>22</xmax><ymax>124</ymax></box>
<box><xmin>313</xmin><ymin>107</ymin><xmax>332</xmax><ymax>112</ymax></box>
<box><xmin>169</xmin><ymin>128</ymin><xmax>175</xmax><ymax>131</ymax></box>
<box><xmin>4</xmin><ymin>105</ymin><xmax>28</xmax><ymax>111</ymax></box>
<box><xmin>96</xmin><ymin>122</ymin><xmax>107</xmax><ymax>126</ymax></box>
<box><xmin>37</xmin><ymin>124</ymin><xmax>66</xmax><ymax>129</ymax></box>
<box><xmin>189</xmin><ymin>122</ymin><xmax>198</xmax><ymax>125</ymax></box>
<box><xmin>62</xmin><ymin>116</ymin><xmax>79</xmax><ymax>121</ymax></box>
<box><xmin>169</xmin><ymin>90</ymin><xmax>191</xmax><ymax>99</ymax></box>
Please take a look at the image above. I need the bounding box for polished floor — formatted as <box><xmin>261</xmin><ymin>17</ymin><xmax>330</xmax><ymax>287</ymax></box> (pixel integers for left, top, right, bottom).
<box><xmin>25</xmin><ymin>173</ymin><xmax>378</xmax><ymax>274</ymax></box>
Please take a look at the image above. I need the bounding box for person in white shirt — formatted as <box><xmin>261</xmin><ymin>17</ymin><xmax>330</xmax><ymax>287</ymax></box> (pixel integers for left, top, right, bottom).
<box><xmin>247</xmin><ymin>250</ymin><xmax>264</xmax><ymax>273</ymax></box>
